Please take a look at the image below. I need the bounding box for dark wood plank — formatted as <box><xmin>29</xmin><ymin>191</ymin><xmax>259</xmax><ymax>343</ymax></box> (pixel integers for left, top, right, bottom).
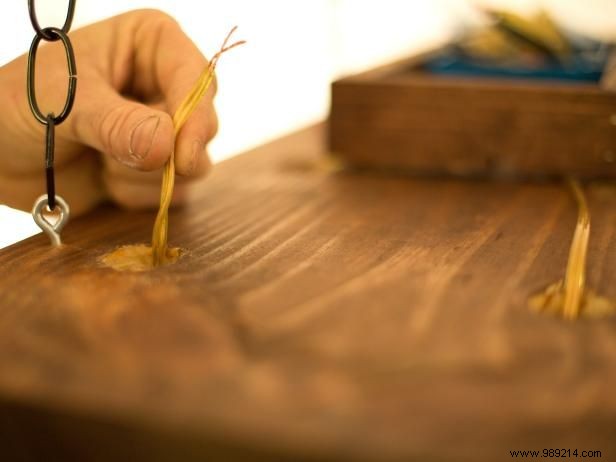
<box><xmin>0</xmin><ymin>124</ymin><xmax>615</xmax><ymax>461</ymax></box>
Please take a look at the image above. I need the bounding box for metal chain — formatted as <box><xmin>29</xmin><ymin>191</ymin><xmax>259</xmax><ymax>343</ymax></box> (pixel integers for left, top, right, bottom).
<box><xmin>27</xmin><ymin>0</ymin><xmax>77</xmax><ymax>245</ymax></box>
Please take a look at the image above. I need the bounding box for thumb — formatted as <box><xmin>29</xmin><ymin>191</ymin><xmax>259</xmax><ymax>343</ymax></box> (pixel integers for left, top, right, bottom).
<box><xmin>70</xmin><ymin>85</ymin><xmax>174</xmax><ymax>171</ymax></box>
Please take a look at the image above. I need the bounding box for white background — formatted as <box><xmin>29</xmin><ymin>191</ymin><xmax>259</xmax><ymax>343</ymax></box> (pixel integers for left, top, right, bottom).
<box><xmin>1</xmin><ymin>0</ymin><xmax>615</xmax><ymax>248</ymax></box>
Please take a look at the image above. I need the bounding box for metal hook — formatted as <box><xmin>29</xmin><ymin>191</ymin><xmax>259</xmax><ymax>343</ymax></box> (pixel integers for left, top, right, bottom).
<box><xmin>32</xmin><ymin>194</ymin><xmax>70</xmax><ymax>246</ymax></box>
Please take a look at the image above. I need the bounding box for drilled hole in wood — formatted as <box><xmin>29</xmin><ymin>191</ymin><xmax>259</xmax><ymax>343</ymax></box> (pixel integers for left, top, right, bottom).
<box><xmin>529</xmin><ymin>281</ymin><xmax>616</xmax><ymax>319</ymax></box>
<box><xmin>100</xmin><ymin>244</ymin><xmax>183</xmax><ymax>272</ymax></box>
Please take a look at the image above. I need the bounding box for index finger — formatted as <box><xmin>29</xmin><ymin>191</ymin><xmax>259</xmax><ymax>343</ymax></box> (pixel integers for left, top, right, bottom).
<box><xmin>131</xmin><ymin>10</ymin><xmax>218</xmax><ymax>175</ymax></box>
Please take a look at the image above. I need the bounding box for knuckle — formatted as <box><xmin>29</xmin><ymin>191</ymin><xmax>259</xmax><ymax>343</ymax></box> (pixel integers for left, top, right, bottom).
<box><xmin>133</xmin><ymin>9</ymin><xmax>179</xmax><ymax>27</ymax></box>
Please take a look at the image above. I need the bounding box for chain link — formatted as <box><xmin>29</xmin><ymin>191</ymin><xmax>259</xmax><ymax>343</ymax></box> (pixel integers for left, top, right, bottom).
<box><xmin>44</xmin><ymin>114</ymin><xmax>57</xmax><ymax>209</ymax></box>
<box><xmin>27</xmin><ymin>0</ymin><xmax>77</xmax><ymax>213</ymax></box>
<box><xmin>27</xmin><ymin>27</ymin><xmax>77</xmax><ymax>125</ymax></box>
<box><xmin>28</xmin><ymin>0</ymin><xmax>76</xmax><ymax>41</ymax></box>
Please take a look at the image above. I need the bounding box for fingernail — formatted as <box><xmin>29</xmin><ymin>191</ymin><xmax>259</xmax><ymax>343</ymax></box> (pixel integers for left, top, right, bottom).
<box><xmin>129</xmin><ymin>115</ymin><xmax>160</xmax><ymax>160</ymax></box>
<box><xmin>188</xmin><ymin>140</ymin><xmax>206</xmax><ymax>174</ymax></box>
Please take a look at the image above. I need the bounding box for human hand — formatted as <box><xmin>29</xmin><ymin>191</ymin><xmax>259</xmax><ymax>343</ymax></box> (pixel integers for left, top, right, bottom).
<box><xmin>0</xmin><ymin>9</ymin><xmax>217</xmax><ymax>216</ymax></box>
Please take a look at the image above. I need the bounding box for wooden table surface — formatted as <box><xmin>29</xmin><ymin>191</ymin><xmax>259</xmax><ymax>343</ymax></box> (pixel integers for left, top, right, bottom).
<box><xmin>0</xmin><ymin>124</ymin><xmax>615</xmax><ymax>462</ymax></box>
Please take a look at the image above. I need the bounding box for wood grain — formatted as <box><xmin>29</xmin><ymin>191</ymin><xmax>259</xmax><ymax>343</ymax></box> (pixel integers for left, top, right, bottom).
<box><xmin>330</xmin><ymin>55</ymin><xmax>616</xmax><ymax>179</ymax></box>
<box><xmin>0</xmin><ymin>124</ymin><xmax>615</xmax><ymax>461</ymax></box>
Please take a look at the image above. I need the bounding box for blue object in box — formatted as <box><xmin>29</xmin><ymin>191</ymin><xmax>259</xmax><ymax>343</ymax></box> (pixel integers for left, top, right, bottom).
<box><xmin>424</xmin><ymin>45</ymin><xmax>609</xmax><ymax>83</ymax></box>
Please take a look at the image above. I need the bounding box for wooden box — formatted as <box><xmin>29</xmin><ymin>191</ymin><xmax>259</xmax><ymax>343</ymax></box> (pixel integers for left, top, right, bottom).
<box><xmin>329</xmin><ymin>52</ymin><xmax>616</xmax><ymax>179</ymax></box>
